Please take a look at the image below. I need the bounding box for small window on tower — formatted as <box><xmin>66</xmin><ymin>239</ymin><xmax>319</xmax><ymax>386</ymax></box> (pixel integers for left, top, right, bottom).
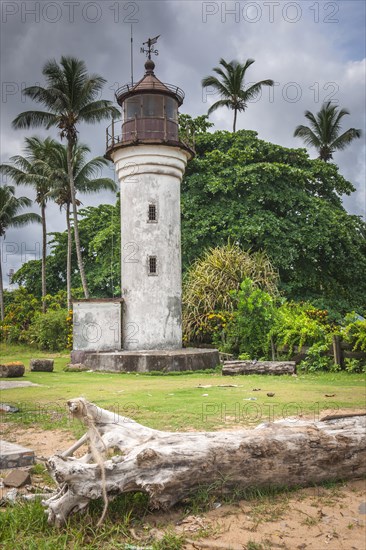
<box><xmin>148</xmin><ymin>256</ymin><xmax>157</xmax><ymax>275</ymax></box>
<box><xmin>148</xmin><ymin>203</ymin><xmax>157</xmax><ymax>222</ymax></box>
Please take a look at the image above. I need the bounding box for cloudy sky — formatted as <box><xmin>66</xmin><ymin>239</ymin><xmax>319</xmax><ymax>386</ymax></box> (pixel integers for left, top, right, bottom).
<box><xmin>1</xmin><ymin>0</ymin><xmax>365</xmax><ymax>286</ymax></box>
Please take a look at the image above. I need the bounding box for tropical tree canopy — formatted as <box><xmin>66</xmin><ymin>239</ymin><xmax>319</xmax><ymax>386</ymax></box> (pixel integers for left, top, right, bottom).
<box><xmin>12</xmin><ymin>55</ymin><xmax>119</xmax><ymax>299</ymax></box>
<box><xmin>13</xmin><ymin>202</ymin><xmax>121</xmax><ymax>298</ymax></box>
<box><xmin>181</xmin><ymin>129</ymin><xmax>366</xmax><ymax>313</ymax></box>
<box><xmin>0</xmin><ymin>185</ymin><xmax>41</xmax><ymax>319</ymax></box>
<box><xmin>0</xmin><ymin>136</ymin><xmax>61</xmax><ymax>311</ymax></box>
<box><xmin>294</xmin><ymin>101</ymin><xmax>362</xmax><ymax>161</ymax></box>
<box><xmin>12</xmin><ymin>56</ymin><xmax>119</xmax><ymax>140</ymax></box>
<box><xmin>202</xmin><ymin>58</ymin><xmax>274</xmax><ymax>132</ymax></box>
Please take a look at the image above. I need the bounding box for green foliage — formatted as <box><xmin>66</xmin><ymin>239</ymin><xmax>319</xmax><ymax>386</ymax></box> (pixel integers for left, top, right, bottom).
<box><xmin>13</xmin><ymin>201</ymin><xmax>121</xmax><ymax>298</ymax></box>
<box><xmin>181</xmin><ymin>130</ymin><xmax>366</xmax><ymax>312</ymax></box>
<box><xmin>0</xmin><ymin>288</ymin><xmax>40</xmax><ymax>343</ymax></box>
<box><xmin>218</xmin><ymin>278</ymin><xmax>277</xmax><ymax>358</ymax></box>
<box><xmin>0</xmin><ymin>288</ymin><xmax>71</xmax><ymax>350</ymax></box>
<box><xmin>182</xmin><ymin>243</ymin><xmax>278</xmax><ymax>343</ymax></box>
<box><xmin>28</xmin><ymin>308</ymin><xmax>69</xmax><ymax>351</ymax></box>
<box><xmin>299</xmin><ymin>341</ymin><xmax>334</xmax><ymax>373</ymax></box>
<box><xmin>344</xmin><ymin>358</ymin><xmax>366</xmax><ymax>374</ymax></box>
<box><xmin>178</xmin><ymin>113</ymin><xmax>213</xmax><ymax>144</ymax></box>
<box><xmin>342</xmin><ymin>316</ymin><xmax>366</xmax><ymax>352</ymax></box>
<box><xmin>271</xmin><ymin>302</ymin><xmax>331</xmax><ymax>357</ymax></box>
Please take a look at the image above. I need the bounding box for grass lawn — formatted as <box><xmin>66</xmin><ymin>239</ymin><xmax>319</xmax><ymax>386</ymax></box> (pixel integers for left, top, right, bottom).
<box><xmin>1</xmin><ymin>343</ymin><xmax>365</xmax><ymax>434</ymax></box>
<box><xmin>1</xmin><ymin>344</ymin><xmax>365</xmax><ymax>550</ymax></box>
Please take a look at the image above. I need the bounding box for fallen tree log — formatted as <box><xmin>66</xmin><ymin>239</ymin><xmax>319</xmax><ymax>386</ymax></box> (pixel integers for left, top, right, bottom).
<box><xmin>44</xmin><ymin>398</ymin><xmax>366</xmax><ymax>526</ymax></box>
<box><xmin>222</xmin><ymin>360</ymin><xmax>296</xmax><ymax>375</ymax></box>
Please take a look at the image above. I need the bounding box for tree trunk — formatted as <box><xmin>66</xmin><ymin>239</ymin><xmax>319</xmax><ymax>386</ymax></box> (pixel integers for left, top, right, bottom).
<box><xmin>43</xmin><ymin>398</ymin><xmax>366</xmax><ymax>526</ymax></box>
<box><xmin>66</xmin><ymin>203</ymin><xmax>72</xmax><ymax>311</ymax></box>
<box><xmin>0</xmin><ymin>253</ymin><xmax>4</xmax><ymax>321</ymax></box>
<box><xmin>41</xmin><ymin>203</ymin><xmax>47</xmax><ymax>313</ymax></box>
<box><xmin>233</xmin><ymin>108</ymin><xmax>237</xmax><ymax>133</ymax></box>
<box><xmin>222</xmin><ymin>360</ymin><xmax>296</xmax><ymax>375</ymax></box>
<box><xmin>66</xmin><ymin>141</ymin><xmax>89</xmax><ymax>299</ymax></box>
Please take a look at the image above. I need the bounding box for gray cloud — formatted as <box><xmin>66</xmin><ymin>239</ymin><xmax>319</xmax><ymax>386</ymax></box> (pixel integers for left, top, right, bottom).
<box><xmin>1</xmin><ymin>0</ymin><xmax>365</xmax><ymax>285</ymax></box>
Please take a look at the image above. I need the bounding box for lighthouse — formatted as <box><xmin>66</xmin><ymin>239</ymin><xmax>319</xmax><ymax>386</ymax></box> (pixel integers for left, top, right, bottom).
<box><xmin>106</xmin><ymin>39</ymin><xmax>193</xmax><ymax>351</ymax></box>
<box><xmin>72</xmin><ymin>38</ymin><xmax>219</xmax><ymax>371</ymax></box>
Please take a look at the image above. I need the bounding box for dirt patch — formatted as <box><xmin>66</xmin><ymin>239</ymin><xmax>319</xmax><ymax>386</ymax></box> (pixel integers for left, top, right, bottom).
<box><xmin>181</xmin><ymin>480</ymin><xmax>366</xmax><ymax>549</ymax></box>
<box><xmin>0</xmin><ymin>423</ymin><xmax>75</xmax><ymax>459</ymax></box>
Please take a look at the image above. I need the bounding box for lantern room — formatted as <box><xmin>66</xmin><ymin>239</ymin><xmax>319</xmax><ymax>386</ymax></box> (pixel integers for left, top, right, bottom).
<box><xmin>106</xmin><ymin>59</ymin><xmax>189</xmax><ymax>154</ymax></box>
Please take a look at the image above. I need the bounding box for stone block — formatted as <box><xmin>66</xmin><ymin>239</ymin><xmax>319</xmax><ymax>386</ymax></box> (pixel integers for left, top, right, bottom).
<box><xmin>0</xmin><ymin>440</ymin><xmax>35</xmax><ymax>469</ymax></box>
<box><xmin>64</xmin><ymin>363</ymin><xmax>88</xmax><ymax>372</ymax></box>
<box><xmin>0</xmin><ymin>362</ymin><xmax>25</xmax><ymax>378</ymax></box>
<box><xmin>30</xmin><ymin>359</ymin><xmax>54</xmax><ymax>372</ymax></box>
<box><xmin>3</xmin><ymin>469</ymin><xmax>31</xmax><ymax>488</ymax></box>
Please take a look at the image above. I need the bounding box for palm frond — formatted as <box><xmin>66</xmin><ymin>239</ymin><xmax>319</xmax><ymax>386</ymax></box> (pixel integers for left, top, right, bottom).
<box><xmin>293</xmin><ymin>125</ymin><xmax>321</xmax><ymax>148</ymax></box>
<box><xmin>330</xmin><ymin>128</ymin><xmax>362</xmax><ymax>151</ymax></box>
<box><xmin>12</xmin><ymin>111</ymin><xmax>58</xmax><ymax>130</ymax></box>
<box><xmin>78</xmin><ymin>101</ymin><xmax>119</xmax><ymax>123</ymax></box>
<box><xmin>11</xmin><ymin>212</ymin><xmax>41</xmax><ymax>227</ymax></box>
<box><xmin>207</xmin><ymin>99</ymin><xmax>233</xmax><ymax>115</ymax></box>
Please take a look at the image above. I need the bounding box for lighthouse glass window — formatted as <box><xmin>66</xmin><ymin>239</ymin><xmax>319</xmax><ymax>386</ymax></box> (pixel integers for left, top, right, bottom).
<box><xmin>125</xmin><ymin>98</ymin><xmax>140</xmax><ymax>120</ymax></box>
<box><xmin>148</xmin><ymin>256</ymin><xmax>157</xmax><ymax>275</ymax></box>
<box><xmin>143</xmin><ymin>95</ymin><xmax>163</xmax><ymax>117</ymax></box>
<box><xmin>148</xmin><ymin>203</ymin><xmax>157</xmax><ymax>222</ymax></box>
<box><xmin>165</xmin><ymin>97</ymin><xmax>177</xmax><ymax>121</ymax></box>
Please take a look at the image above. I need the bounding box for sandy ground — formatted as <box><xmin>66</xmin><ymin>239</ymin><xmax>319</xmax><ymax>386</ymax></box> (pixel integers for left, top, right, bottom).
<box><xmin>0</xmin><ymin>420</ymin><xmax>365</xmax><ymax>549</ymax></box>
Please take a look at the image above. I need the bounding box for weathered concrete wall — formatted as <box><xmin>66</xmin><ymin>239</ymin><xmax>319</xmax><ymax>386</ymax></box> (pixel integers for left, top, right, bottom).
<box><xmin>73</xmin><ymin>301</ymin><xmax>122</xmax><ymax>351</ymax></box>
<box><xmin>80</xmin><ymin>348</ymin><xmax>220</xmax><ymax>373</ymax></box>
<box><xmin>111</xmin><ymin>145</ymin><xmax>190</xmax><ymax>351</ymax></box>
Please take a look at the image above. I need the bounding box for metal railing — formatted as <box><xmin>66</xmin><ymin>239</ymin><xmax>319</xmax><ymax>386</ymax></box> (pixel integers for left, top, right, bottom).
<box><xmin>115</xmin><ymin>82</ymin><xmax>185</xmax><ymax>104</ymax></box>
<box><xmin>106</xmin><ymin>117</ymin><xmax>194</xmax><ymax>151</ymax></box>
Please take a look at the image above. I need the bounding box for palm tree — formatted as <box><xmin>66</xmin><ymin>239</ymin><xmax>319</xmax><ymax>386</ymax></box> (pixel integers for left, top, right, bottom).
<box><xmin>0</xmin><ymin>137</ymin><xmax>60</xmax><ymax>312</ymax></box>
<box><xmin>48</xmin><ymin>143</ymin><xmax>117</xmax><ymax>309</ymax></box>
<box><xmin>0</xmin><ymin>185</ymin><xmax>41</xmax><ymax>320</ymax></box>
<box><xmin>12</xmin><ymin>56</ymin><xmax>119</xmax><ymax>298</ymax></box>
<box><xmin>202</xmin><ymin>58</ymin><xmax>274</xmax><ymax>132</ymax></box>
<box><xmin>294</xmin><ymin>102</ymin><xmax>362</xmax><ymax>161</ymax></box>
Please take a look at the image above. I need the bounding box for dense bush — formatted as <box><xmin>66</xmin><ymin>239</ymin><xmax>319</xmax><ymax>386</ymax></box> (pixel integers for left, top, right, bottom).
<box><xmin>0</xmin><ymin>288</ymin><xmax>70</xmax><ymax>351</ymax></box>
<box><xmin>342</xmin><ymin>315</ymin><xmax>366</xmax><ymax>352</ymax></box>
<box><xmin>28</xmin><ymin>309</ymin><xmax>69</xmax><ymax>351</ymax></box>
<box><xmin>183</xmin><ymin>243</ymin><xmax>278</xmax><ymax>343</ymax></box>
<box><xmin>270</xmin><ymin>302</ymin><xmax>332</xmax><ymax>357</ymax></box>
<box><xmin>217</xmin><ymin>278</ymin><xmax>277</xmax><ymax>359</ymax></box>
<box><xmin>0</xmin><ymin>288</ymin><xmax>40</xmax><ymax>344</ymax></box>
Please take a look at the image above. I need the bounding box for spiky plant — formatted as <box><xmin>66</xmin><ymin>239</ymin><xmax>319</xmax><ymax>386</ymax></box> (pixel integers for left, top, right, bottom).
<box><xmin>182</xmin><ymin>243</ymin><xmax>279</xmax><ymax>342</ymax></box>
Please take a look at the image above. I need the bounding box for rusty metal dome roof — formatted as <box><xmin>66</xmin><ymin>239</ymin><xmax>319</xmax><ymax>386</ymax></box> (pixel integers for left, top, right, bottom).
<box><xmin>115</xmin><ymin>61</ymin><xmax>185</xmax><ymax>106</ymax></box>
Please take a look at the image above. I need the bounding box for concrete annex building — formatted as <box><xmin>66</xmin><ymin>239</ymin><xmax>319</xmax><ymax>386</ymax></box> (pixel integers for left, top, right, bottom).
<box><xmin>72</xmin><ymin>42</ymin><xmax>219</xmax><ymax>372</ymax></box>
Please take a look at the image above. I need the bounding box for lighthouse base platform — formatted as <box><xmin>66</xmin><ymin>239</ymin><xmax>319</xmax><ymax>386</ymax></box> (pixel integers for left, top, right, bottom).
<box><xmin>70</xmin><ymin>348</ymin><xmax>220</xmax><ymax>373</ymax></box>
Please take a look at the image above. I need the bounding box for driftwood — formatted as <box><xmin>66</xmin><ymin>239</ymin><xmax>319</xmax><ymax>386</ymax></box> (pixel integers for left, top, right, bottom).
<box><xmin>43</xmin><ymin>398</ymin><xmax>366</xmax><ymax>526</ymax></box>
<box><xmin>222</xmin><ymin>360</ymin><xmax>296</xmax><ymax>375</ymax></box>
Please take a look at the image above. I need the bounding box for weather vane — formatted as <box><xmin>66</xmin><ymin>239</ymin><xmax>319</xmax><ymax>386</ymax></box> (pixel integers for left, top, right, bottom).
<box><xmin>140</xmin><ymin>35</ymin><xmax>160</xmax><ymax>60</ymax></box>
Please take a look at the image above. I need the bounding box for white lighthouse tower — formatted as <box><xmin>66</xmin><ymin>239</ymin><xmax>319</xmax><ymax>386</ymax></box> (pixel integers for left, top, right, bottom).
<box><xmin>106</xmin><ymin>40</ymin><xmax>193</xmax><ymax>351</ymax></box>
<box><xmin>72</xmin><ymin>39</ymin><xmax>219</xmax><ymax>371</ymax></box>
